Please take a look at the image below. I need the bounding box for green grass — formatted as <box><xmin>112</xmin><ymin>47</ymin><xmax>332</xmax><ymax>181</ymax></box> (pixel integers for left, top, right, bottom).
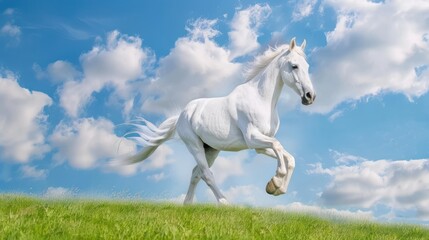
<box><xmin>1</xmin><ymin>195</ymin><xmax>428</xmax><ymax>239</ymax></box>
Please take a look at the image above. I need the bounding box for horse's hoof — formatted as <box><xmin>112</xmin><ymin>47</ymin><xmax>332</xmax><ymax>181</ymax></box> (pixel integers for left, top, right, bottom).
<box><xmin>273</xmin><ymin>186</ymin><xmax>286</xmax><ymax>196</ymax></box>
<box><xmin>266</xmin><ymin>178</ymin><xmax>285</xmax><ymax>195</ymax></box>
<box><xmin>218</xmin><ymin>198</ymin><xmax>229</xmax><ymax>205</ymax></box>
<box><xmin>266</xmin><ymin>179</ymin><xmax>277</xmax><ymax>195</ymax></box>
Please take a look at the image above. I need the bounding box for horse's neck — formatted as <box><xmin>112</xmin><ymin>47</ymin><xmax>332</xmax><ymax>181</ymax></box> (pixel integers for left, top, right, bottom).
<box><xmin>247</xmin><ymin>62</ymin><xmax>283</xmax><ymax>109</ymax></box>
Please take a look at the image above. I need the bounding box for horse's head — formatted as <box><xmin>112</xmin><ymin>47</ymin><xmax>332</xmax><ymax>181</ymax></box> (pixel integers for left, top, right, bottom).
<box><xmin>278</xmin><ymin>38</ymin><xmax>315</xmax><ymax>105</ymax></box>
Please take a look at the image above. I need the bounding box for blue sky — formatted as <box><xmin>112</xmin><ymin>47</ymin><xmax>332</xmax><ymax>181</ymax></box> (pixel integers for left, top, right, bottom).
<box><xmin>1</xmin><ymin>0</ymin><xmax>429</xmax><ymax>224</ymax></box>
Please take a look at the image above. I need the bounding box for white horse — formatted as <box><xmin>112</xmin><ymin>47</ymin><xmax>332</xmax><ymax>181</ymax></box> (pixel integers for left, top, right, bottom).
<box><xmin>124</xmin><ymin>38</ymin><xmax>315</xmax><ymax>205</ymax></box>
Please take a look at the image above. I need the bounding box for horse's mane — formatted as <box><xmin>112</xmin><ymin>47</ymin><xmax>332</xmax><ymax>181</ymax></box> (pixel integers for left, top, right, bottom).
<box><xmin>245</xmin><ymin>44</ymin><xmax>306</xmax><ymax>81</ymax></box>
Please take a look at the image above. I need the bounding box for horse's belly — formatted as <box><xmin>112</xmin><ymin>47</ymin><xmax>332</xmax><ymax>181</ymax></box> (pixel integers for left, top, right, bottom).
<box><xmin>181</xmin><ymin>97</ymin><xmax>248</xmax><ymax>151</ymax></box>
<box><xmin>198</xmin><ymin>124</ymin><xmax>248</xmax><ymax>151</ymax></box>
<box><xmin>195</xmin><ymin>107</ymin><xmax>247</xmax><ymax>151</ymax></box>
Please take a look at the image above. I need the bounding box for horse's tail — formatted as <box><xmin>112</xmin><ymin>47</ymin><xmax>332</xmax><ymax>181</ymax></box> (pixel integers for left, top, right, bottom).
<box><xmin>122</xmin><ymin>115</ymin><xmax>179</xmax><ymax>164</ymax></box>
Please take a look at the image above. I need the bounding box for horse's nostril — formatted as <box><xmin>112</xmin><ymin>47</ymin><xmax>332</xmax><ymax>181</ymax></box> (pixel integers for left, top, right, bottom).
<box><xmin>305</xmin><ymin>92</ymin><xmax>312</xmax><ymax>100</ymax></box>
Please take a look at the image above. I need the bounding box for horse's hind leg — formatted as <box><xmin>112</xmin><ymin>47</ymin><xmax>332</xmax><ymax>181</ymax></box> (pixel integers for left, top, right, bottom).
<box><xmin>185</xmin><ymin>142</ymin><xmax>227</xmax><ymax>205</ymax></box>
<box><xmin>184</xmin><ymin>146</ymin><xmax>219</xmax><ymax>205</ymax></box>
<box><xmin>178</xmin><ymin>123</ymin><xmax>227</xmax><ymax>205</ymax></box>
<box><xmin>184</xmin><ymin>166</ymin><xmax>201</xmax><ymax>205</ymax></box>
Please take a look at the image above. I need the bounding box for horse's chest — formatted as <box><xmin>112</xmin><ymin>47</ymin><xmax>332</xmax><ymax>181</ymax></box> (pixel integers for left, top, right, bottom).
<box><xmin>255</xmin><ymin>117</ymin><xmax>279</xmax><ymax>137</ymax></box>
<box><xmin>246</xmin><ymin>109</ymin><xmax>279</xmax><ymax>137</ymax></box>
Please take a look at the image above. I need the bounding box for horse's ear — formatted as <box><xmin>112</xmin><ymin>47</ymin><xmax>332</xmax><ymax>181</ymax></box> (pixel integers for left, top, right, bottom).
<box><xmin>290</xmin><ymin>37</ymin><xmax>296</xmax><ymax>50</ymax></box>
<box><xmin>301</xmin><ymin>39</ymin><xmax>306</xmax><ymax>50</ymax></box>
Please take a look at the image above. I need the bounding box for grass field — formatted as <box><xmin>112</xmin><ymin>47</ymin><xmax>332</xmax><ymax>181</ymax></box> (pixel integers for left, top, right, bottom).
<box><xmin>1</xmin><ymin>195</ymin><xmax>428</xmax><ymax>239</ymax></box>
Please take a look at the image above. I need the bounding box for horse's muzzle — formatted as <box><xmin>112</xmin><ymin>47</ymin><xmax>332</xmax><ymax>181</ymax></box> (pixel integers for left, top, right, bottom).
<box><xmin>301</xmin><ymin>92</ymin><xmax>316</xmax><ymax>105</ymax></box>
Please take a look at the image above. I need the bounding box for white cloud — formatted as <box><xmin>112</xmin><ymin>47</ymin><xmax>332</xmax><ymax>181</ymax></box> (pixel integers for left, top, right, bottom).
<box><xmin>140</xmin><ymin>145</ymin><xmax>175</xmax><ymax>171</ymax></box>
<box><xmin>228</xmin><ymin>4</ymin><xmax>272</xmax><ymax>59</ymax></box>
<box><xmin>204</xmin><ymin>184</ymin><xmax>280</xmax><ymax>206</ymax></box>
<box><xmin>222</xmin><ymin>185</ymin><xmax>263</xmax><ymax>205</ymax></box>
<box><xmin>1</xmin><ymin>22</ymin><xmax>21</xmax><ymax>38</ymax></box>
<box><xmin>142</xmin><ymin>18</ymin><xmax>242</xmax><ymax>115</ymax></box>
<box><xmin>3</xmin><ymin>8</ymin><xmax>14</xmax><ymax>16</ymax></box>
<box><xmin>211</xmin><ymin>152</ymin><xmax>247</xmax><ymax>185</ymax></box>
<box><xmin>33</xmin><ymin>61</ymin><xmax>80</xmax><ymax>83</ymax></box>
<box><xmin>49</xmin><ymin>117</ymin><xmax>174</xmax><ymax>175</ymax></box>
<box><xmin>147</xmin><ymin>172</ymin><xmax>165</xmax><ymax>182</ymax></box>
<box><xmin>32</xmin><ymin>64</ymin><xmax>45</xmax><ymax>80</ymax></box>
<box><xmin>292</xmin><ymin>0</ymin><xmax>318</xmax><ymax>21</ymax></box>
<box><xmin>47</xmin><ymin>60</ymin><xmax>80</xmax><ymax>83</ymax></box>
<box><xmin>309</xmin><ymin>152</ymin><xmax>429</xmax><ymax>220</ymax></box>
<box><xmin>328</xmin><ymin>110</ymin><xmax>343</xmax><ymax>122</ymax></box>
<box><xmin>20</xmin><ymin>165</ymin><xmax>48</xmax><ymax>179</ymax></box>
<box><xmin>276</xmin><ymin>202</ymin><xmax>373</xmax><ymax>220</ymax></box>
<box><xmin>50</xmin><ymin>4</ymin><xmax>273</xmax><ymax>117</ymax></box>
<box><xmin>0</xmin><ymin>72</ymin><xmax>52</xmax><ymax>163</ymax></box>
<box><xmin>49</xmin><ymin>117</ymin><xmax>136</xmax><ymax>171</ymax></box>
<box><xmin>186</xmin><ymin>18</ymin><xmax>220</xmax><ymax>41</ymax></box>
<box><xmin>104</xmin><ymin>160</ymin><xmax>141</xmax><ymax>176</ymax></box>
<box><xmin>105</xmin><ymin>143</ymin><xmax>174</xmax><ymax>176</ymax></box>
<box><xmin>309</xmin><ymin>0</ymin><xmax>429</xmax><ymax>113</ymax></box>
<box><xmin>330</xmin><ymin>149</ymin><xmax>367</xmax><ymax>164</ymax></box>
<box><xmin>57</xmin><ymin>30</ymin><xmax>152</xmax><ymax>117</ymax></box>
<box><xmin>44</xmin><ymin>187</ymin><xmax>74</xmax><ymax>198</ymax></box>
<box><xmin>60</xmin><ymin>23</ymin><xmax>93</xmax><ymax>40</ymax></box>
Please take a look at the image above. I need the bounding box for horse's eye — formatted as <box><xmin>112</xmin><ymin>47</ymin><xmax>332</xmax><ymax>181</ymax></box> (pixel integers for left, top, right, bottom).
<box><xmin>291</xmin><ymin>64</ymin><xmax>298</xmax><ymax>69</ymax></box>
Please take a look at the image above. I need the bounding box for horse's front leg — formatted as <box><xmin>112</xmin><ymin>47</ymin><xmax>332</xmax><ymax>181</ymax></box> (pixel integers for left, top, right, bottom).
<box><xmin>243</xmin><ymin>128</ymin><xmax>291</xmax><ymax>196</ymax></box>
<box><xmin>256</xmin><ymin>148</ymin><xmax>295</xmax><ymax>195</ymax></box>
<box><xmin>281</xmin><ymin>150</ymin><xmax>295</xmax><ymax>193</ymax></box>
